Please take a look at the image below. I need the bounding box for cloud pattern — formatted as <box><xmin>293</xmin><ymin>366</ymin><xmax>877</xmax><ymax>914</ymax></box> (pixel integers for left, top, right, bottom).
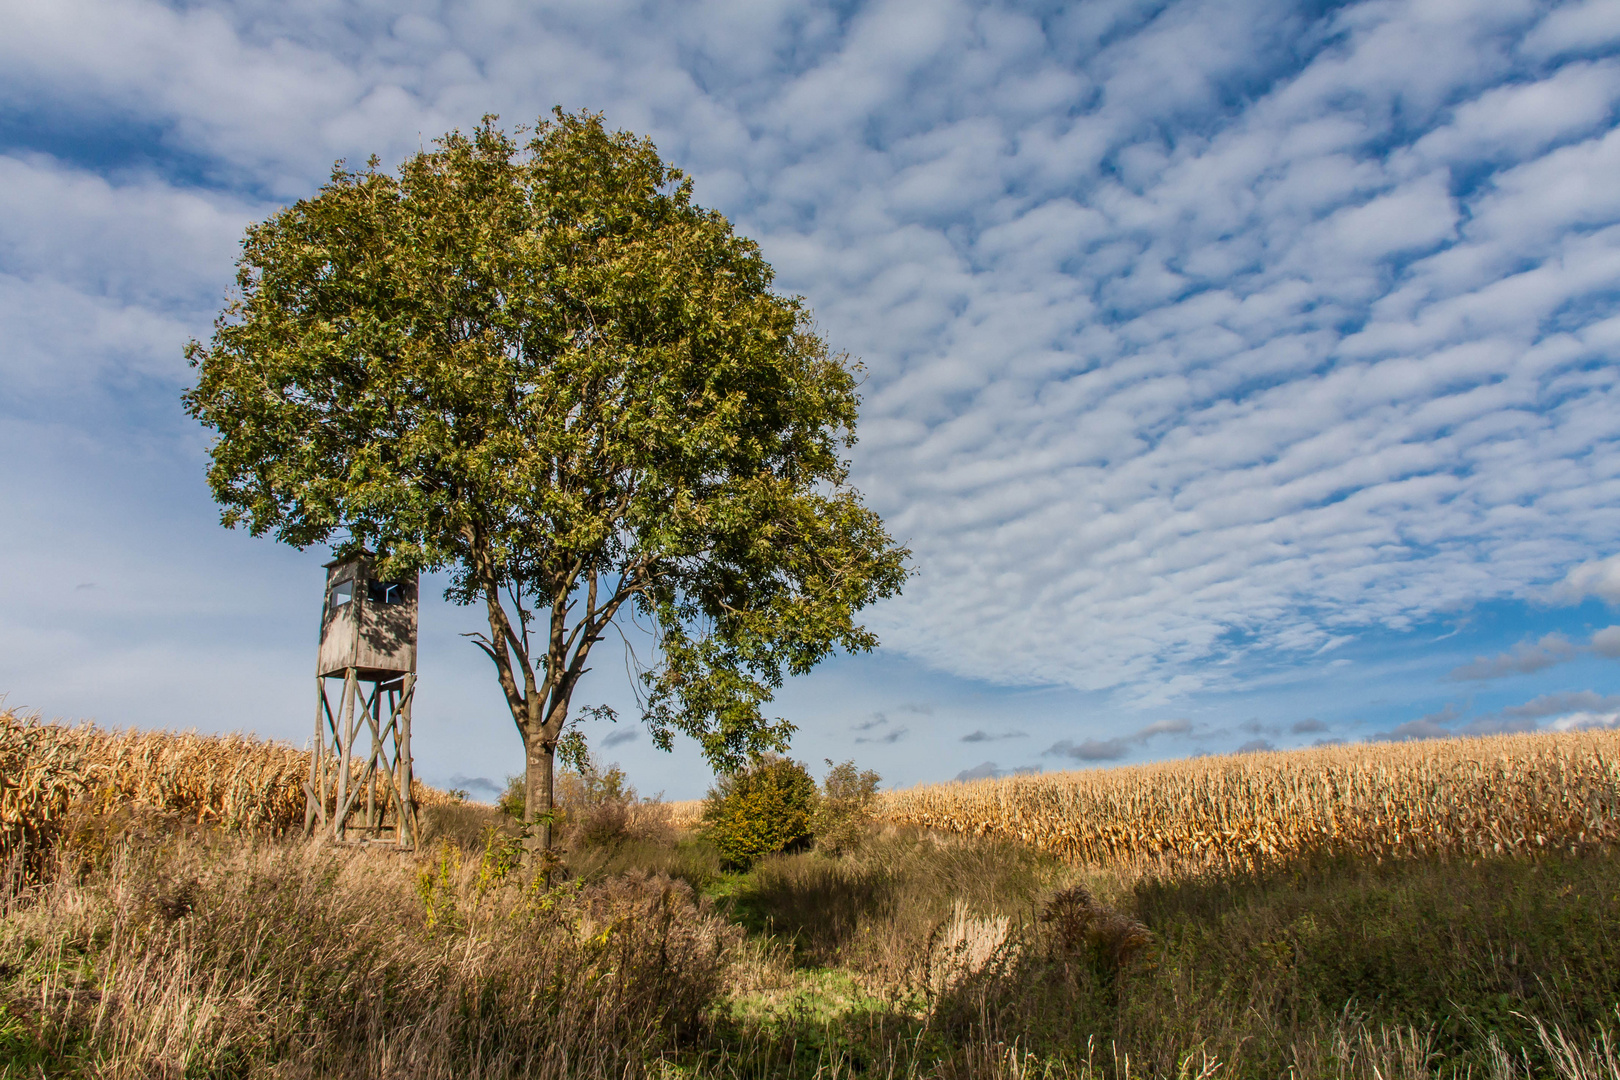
<box><xmin>1450</xmin><ymin>634</ymin><xmax>1581</xmax><ymax>680</ymax></box>
<box><xmin>1</xmin><ymin>0</ymin><xmax>1618</xmax><ymax>726</ymax></box>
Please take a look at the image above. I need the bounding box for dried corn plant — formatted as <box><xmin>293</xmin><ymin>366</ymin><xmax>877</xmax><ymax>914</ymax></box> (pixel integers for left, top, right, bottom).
<box><xmin>0</xmin><ymin>710</ymin><xmax>95</xmax><ymax>880</ymax></box>
<box><xmin>882</xmin><ymin>730</ymin><xmax>1620</xmax><ymax>872</ymax></box>
<box><xmin>665</xmin><ymin>799</ymin><xmax>706</xmax><ymax>830</ymax></box>
<box><xmin>1</xmin><ymin>708</ymin><xmax>312</xmax><ymax>877</ymax></box>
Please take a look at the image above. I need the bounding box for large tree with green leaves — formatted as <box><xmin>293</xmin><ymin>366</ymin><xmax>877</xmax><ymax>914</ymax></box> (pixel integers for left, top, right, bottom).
<box><xmin>183</xmin><ymin>111</ymin><xmax>909</xmax><ymax>852</ymax></box>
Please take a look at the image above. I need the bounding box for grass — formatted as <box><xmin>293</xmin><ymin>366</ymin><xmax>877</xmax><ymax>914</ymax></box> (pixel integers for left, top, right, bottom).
<box><xmin>9</xmin><ymin>718</ymin><xmax>1620</xmax><ymax>1077</ymax></box>
<box><xmin>692</xmin><ymin>829</ymin><xmax>1620</xmax><ymax>1078</ymax></box>
<box><xmin>2</xmin><ymin>818</ymin><xmax>734</xmax><ymax>1079</ymax></box>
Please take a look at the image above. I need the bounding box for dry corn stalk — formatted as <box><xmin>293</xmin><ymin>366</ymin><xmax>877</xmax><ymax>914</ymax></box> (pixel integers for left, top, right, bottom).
<box><xmin>881</xmin><ymin>729</ymin><xmax>1620</xmax><ymax>872</ymax></box>
<box><xmin>3</xmin><ymin>705</ymin><xmax>473</xmax><ymax>880</ymax></box>
<box><xmin>2</xmin><ymin>708</ymin><xmax>311</xmax><ymax>864</ymax></box>
<box><xmin>0</xmin><ymin>709</ymin><xmax>464</xmax><ymax>880</ymax></box>
<box><xmin>664</xmin><ymin>799</ymin><xmax>705</xmax><ymax>830</ymax></box>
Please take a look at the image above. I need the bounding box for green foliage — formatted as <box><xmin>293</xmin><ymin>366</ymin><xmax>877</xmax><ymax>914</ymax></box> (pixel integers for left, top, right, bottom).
<box><xmin>415</xmin><ymin>841</ymin><xmax>463</xmax><ymax>934</ymax></box>
<box><xmin>712</xmin><ymin>833</ymin><xmax>1620</xmax><ymax>1078</ymax></box>
<box><xmin>702</xmin><ymin>755</ymin><xmax>819</xmax><ymax>870</ymax></box>
<box><xmin>473</xmin><ymin>825</ymin><xmax>524</xmax><ymax>897</ymax></box>
<box><xmin>812</xmin><ymin>758</ymin><xmax>881</xmax><ymax>856</ymax></box>
<box><xmin>181</xmin><ymin>108</ymin><xmax>910</xmax><ymax>823</ymax></box>
<box><xmin>0</xmin><ymin>1002</ymin><xmax>58</xmax><ymax>1078</ymax></box>
<box><xmin>1116</xmin><ymin>850</ymin><xmax>1620</xmax><ymax>1073</ymax></box>
<box><xmin>497</xmin><ymin>774</ymin><xmax>525</xmax><ymax>820</ymax></box>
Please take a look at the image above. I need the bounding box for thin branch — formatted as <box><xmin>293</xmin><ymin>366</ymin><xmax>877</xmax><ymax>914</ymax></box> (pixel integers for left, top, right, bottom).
<box><xmin>459</xmin><ymin>631</ymin><xmax>502</xmax><ymax>667</ymax></box>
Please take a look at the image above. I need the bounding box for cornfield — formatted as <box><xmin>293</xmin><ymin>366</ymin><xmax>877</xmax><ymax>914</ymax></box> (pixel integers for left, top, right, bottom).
<box><xmin>881</xmin><ymin>729</ymin><xmax>1620</xmax><ymax>871</ymax></box>
<box><xmin>0</xmin><ymin>708</ymin><xmax>311</xmax><ymax>874</ymax></box>
<box><xmin>665</xmin><ymin>799</ymin><xmax>705</xmax><ymax>830</ymax></box>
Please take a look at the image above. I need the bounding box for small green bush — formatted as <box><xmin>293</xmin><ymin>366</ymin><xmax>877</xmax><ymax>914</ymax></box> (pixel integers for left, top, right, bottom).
<box><xmin>812</xmin><ymin>759</ymin><xmax>882</xmax><ymax>856</ymax></box>
<box><xmin>702</xmin><ymin>755</ymin><xmax>818</xmax><ymax>870</ymax></box>
<box><xmin>496</xmin><ymin>774</ymin><xmax>525</xmax><ymax>820</ymax></box>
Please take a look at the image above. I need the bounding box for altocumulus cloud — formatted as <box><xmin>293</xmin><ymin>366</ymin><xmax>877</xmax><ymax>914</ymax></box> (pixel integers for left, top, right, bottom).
<box><xmin>1</xmin><ymin>0</ymin><xmax>1619</xmax><ymax>727</ymax></box>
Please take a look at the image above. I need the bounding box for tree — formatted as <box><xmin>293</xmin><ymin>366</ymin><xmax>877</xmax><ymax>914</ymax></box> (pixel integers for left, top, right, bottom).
<box><xmin>182</xmin><ymin>111</ymin><xmax>909</xmax><ymax>854</ymax></box>
<box><xmin>700</xmin><ymin>755</ymin><xmax>819</xmax><ymax>870</ymax></box>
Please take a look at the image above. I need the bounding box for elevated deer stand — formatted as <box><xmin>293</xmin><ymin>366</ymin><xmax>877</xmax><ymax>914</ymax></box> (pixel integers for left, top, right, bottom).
<box><xmin>305</xmin><ymin>554</ymin><xmax>419</xmax><ymax>847</ymax></box>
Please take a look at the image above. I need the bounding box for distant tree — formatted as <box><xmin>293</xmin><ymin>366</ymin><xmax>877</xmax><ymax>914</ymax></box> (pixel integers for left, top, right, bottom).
<box><xmin>812</xmin><ymin>758</ymin><xmax>882</xmax><ymax>855</ymax></box>
<box><xmin>183</xmin><ymin>110</ymin><xmax>909</xmax><ymax>855</ymax></box>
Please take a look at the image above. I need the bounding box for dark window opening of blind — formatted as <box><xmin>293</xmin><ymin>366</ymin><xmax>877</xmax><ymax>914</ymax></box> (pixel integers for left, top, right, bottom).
<box><xmin>368</xmin><ymin>581</ymin><xmax>406</xmax><ymax>605</ymax></box>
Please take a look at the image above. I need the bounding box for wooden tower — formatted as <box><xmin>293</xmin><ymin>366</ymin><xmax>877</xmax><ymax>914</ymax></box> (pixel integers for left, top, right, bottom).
<box><xmin>304</xmin><ymin>553</ymin><xmax>419</xmax><ymax>846</ymax></box>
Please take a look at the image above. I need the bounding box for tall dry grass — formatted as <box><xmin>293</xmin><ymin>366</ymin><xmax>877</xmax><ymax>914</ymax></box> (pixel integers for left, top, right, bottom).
<box><xmin>882</xmin><ymin>730</ymin><xmax>1620</xmax><ymax>871</ymax></box>
<box><xmin>0</xmin><ymin>830</ymin><xmax>736</xmax><ymax>1078</ymax></box>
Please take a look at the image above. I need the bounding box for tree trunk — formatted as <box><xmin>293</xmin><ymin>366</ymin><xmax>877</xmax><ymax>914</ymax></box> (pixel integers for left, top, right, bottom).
<box><xmin>524</xmin><ymin>735</ymin><xmax>555</xmax><ymax>857</ymax></box>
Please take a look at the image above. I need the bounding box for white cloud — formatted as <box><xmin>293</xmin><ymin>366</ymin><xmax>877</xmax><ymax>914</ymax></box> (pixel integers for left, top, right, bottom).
<box><xmin>1592</xmin><ymin>626</ymin><xmax>1620</xmax><ymax>657</ymax></box>
<box><xmin>1549</xmin><ymin>710</ymin><xmax>1620</xmax><ymax>732</ymax></box>
<box><xmin>1554</xmin><ymin>554</ymin><xmax>1620</xmax><ymax>605</ymax></box>
<box><xmin>1440</xmin><ymin>690</ymin><xmax>1620</xmax><ymax>737</ymax></box>
<box><xmin>1523</xmin><ymin>0</ymin><xmax>1620</xmax><ymax>60</ymax></box>
<box><xmin>1412</xmin><ymin>60</ymin><xmax>1620</xmax><ymax>164</ymax></box>
<box><xmin>0</xmin><ymin>0</ymin><xmax>1617</xmax><ymax>736</ymax></box>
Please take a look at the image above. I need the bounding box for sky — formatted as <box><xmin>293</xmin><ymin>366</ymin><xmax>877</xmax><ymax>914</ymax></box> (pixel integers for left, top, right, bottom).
<box><xmin>3</xmin><ymin>0</ymin><xmax>1620</xmax><ymax>801</ymax></box>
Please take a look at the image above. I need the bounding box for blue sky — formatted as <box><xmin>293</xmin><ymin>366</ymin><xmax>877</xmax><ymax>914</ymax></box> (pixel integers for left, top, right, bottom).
<box><xmin>3</xmin><ymin>0</ymin><xmax>1620</xmax><ymax>800</ymax></box>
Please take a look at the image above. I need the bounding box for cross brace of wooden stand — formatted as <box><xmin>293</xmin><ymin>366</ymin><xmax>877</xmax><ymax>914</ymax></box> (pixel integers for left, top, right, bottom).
<box><xmin>304</xmin><ymin>668</ymin><xmax>418</xmax><ymax>847</ymax></box>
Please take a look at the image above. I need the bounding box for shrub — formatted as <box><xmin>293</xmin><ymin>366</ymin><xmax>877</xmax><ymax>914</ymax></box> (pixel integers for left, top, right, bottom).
<box><xmin>812</xmin><ymin>759</ymin><xmax>881</xmax><ymax>856</ymax></box>
<box><xmin>498</xmin><ymin>774</ymin><xmax>526</xmax><ymax>820</ymax></box>
<box><xmin>702</xmin><ymin>755</ymin><xmax>818</xmax><ymax>870</ymax></box>
<box><xmin>561</xmin><ymin>762</ymin><xmax>639</xmax><ymax>849</ymax></box>
<box><xmin>503</xmin><ymin>760</ymin><xmax>673</xmax><ymax>854</ymax></box>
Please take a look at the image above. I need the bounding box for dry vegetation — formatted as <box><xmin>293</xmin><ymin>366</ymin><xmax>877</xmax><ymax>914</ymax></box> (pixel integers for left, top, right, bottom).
<box><xmin>1</xmin><ymin>708</ymin><xmax>307</xmax><ymax>878</ymax></box>
<box><xmin>666</xmin><ymin>799</ymin><xmax>705</xmax><ymax>830</ymax></box>
<box><xmin>1</xmin><ymin>829</ymin><xmax>734</xmax><ymax>1078</ymax></box>
<box><xmin>10</xmin><ymin>712</ymin><xmax>1620</xmax><ymax>1078</ymax></box>
<box><xmin>0</xmin><ymin>708</ymin><xmax>466</xmax><ymax>883</ymax></box>
<box><xmin>881</xmin><ymin>729</ymin><xmax>1620</xmax><ymax>870</ymax></box>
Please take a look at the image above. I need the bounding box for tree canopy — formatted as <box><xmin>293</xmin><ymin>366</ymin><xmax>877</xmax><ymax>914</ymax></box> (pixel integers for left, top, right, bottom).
<box><xmin>183</xmin><ymin>111</ymin><xmax>909</xmax><ymax>847</ymax></box>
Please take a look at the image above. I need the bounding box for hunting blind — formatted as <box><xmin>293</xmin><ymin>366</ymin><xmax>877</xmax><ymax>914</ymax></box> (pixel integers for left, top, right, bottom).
<box><xmin>305</xmin><ymin>553</ymin><xmax>418</xmax><ymax>846</ymax></box>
